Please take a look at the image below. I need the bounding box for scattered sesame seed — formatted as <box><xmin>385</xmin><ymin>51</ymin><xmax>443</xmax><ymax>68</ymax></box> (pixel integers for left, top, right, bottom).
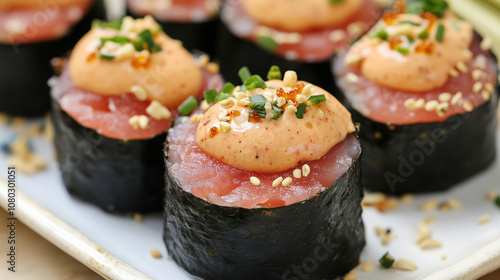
<box><xmin>360</xmin><ymin>261</ymin><xmax>374</xmax><ymax>272</ymax></box>
<box><xmin>285</xmin><ymin>32</ymin><xmax>302</xmax><ymax>44</ymax></box>
<box><xmin>471</xmin><ymin>69</ymin><xmax>484</xmax><ymax>81</ymax></box>
<box><xmin>235</xmin><ymin>91</ymin><xmax>247</xmax><ymax>101</ymax></box>
<box><xmin>347</xmin><ymin>21</ymin><xmax>365</xmax><ymax>37</ymax></box>
<box><xmin>302</xmin><ymin>164</ymin><xmax>311</xmax><ymax>177</ymax></box>
<box><xmin>456</xmin><ymin>61</ymin><xmax>468</xmax><ymax>73</ymax></box>
<box><xmin>474</xmin><ymin>55</ymin><xmax>487</xmax><ymax>69</ymax></box>
<box><xmin>424</xmin><ymin>100</ymin><xmax>439</xmax><ymax>111</ymax></box>
<box><xmin>150</xmin><ymin>249</ymin><xmax>162</xmax><ymax>259</ymax></box>
<box><xmin>450</xmin><ymin>92</ymin><xmax>463</xmax><ymax>106</ymax></box>
<box><xmin>282</xmin><ymin>177</ymin><xmax>293</xmax><ymax>187</ymax></box>
<box><xmin>438</xmin><ymin>92</ymin><xmax>452</xmax><ymax>102</ymax></box>
<box><xmin>329</xmin><ymin>29</ymin><xmax>346</xmax><ymax>42</ymax></box>
<box><xmin>272</xmin><ymin>177</ymin><xmax>283</xmax><ymax>188</ymax></box>
<box><xmin>201</xmin><ymin>100</ymin><xmax>210</xmax><ymax>111</ymax></box>
<box><xmin>219</xmin><ymin>121</ymin><xmax>231</xmax><ymax>132</ymax></box>
<box><xmin>198</xmin><ymin>54</ymin><xmax>209</xmax><ymax>67</ymax></box>
<box><xmin>404</xmin><ymin>98</ymin><xmax>416</xmax><ymax>110</ymax></box>
<box><xmin>436</xmin><ymin>102</ymin><xmax>449</xmax><ymax>114</ymax></box>
<box><xmin>317</xmin><ymin>109</ymin><xmax>324</xmax><ymax>118</ymax></box>
<box><xmin>472</xmin><ymin>81</ymin><xmax>483</xmax><ymax>93</ymax></box>
<box><xmin>130</xmin><ymin>85</ymin><xmax>148</xmax><ymax>100</ymax></box>
<box><xmin>441</xmin><ymin>254</ymin><xmax>447</xmax><ymax>260</ymax></box>
<box><xmin>478</xmin><ymin>214</ymin><xmax>490</xmax><ymax>224</ymax></box>
<box><xmin>296</xmin><ymin>94</ymin><xmax>307</xmax><ymax>103</ymax></box>
<box><xmin>276</xmin><ymin>97</ymin><xmax>287</xmax><ymax>107</ymax></box>
<box><xmin>446</xmin><ymin>198</ymin><xmax>463</xmax><ymax>210</ymax></box>
<box><xmin>293</xmin><ymin>169</ymin><xmax>302</xmax><ymax>179</ymax></box>
<box><xmin>146</xmin><ymin>100</ymin><xmax>172</xmax><ymax>120</ymax></box>
<box><xmin>480</xmin><ymin>37</ymin><xmax>492</xmax><ymax>51</ymax></box>
<box><xmin>302</xmin><ymin>84</ymin><xmax>315</xmax><ymax>97</ymax></box>
<box><xmin>220</xmin><ymin>98</ymin><xmax>235</xmax><ymax>107</ymax></box>
<box><xmin>375</xmin><ymin>226</ymin><xmax>395</xmax><ymax>245</ymax></box>
<box><xmin>418</xmin><ymin>238</ymin><xmax>442</xmax><ymax>249</ymax></box>
<box><xmin>486</xmin><ymin>190</ymin><xmax>498</xmax><ymax>201</ymax></box>
<box><xmin>414</xmin><ymin>98</ymin><xmax>426</xmax><ymax>109</ymax></box>
<box><xmin>346</xmin><ymin>72</ymin><xmax>359</xmax><ymax>83</ymax></box>
<box><xmin>250</xmin><ymin>176</ymin><xmax>261</xmax><ymax>186</ymax></box>
<box><xmin>400</xmin><ymin>194</ymin><xmax>414</xmax><ymax>203</ymax></box>
<box><xmin>217</xmin><ymin>109</ymin><xmax>228</xmax><ymax>121</ymax></box>
<box><xmin>116</xmin><ymin>43</ymin><xmax>136</xmax><ymax>60</ymax></box>
<box><xmin>345</xmin><ymin>54</ymin><xmax>362</xmax><ymax>66</ymax></box>
<box><xmin>448</xmin><ymin>68</ymin><xmax>459</xmax><ymax>77</ymax></box>
<box><xmin>481</xmin><ymin>90</ymin><xmax>491</xmax><ymax>101</ymax></box>
<box><xmin>206</xmin><ymin>62</ymin><xmax>220</xmax><ymax>74</ymax></box>
<box><xmin>463</xmin><ymin>101</ymin><xmax>473</xmax><ymax>112</ymax></box>
<box><xmin>423</xmin><ymin>216</ymin><xmax>436</xmax><ymax>224</ymax></box>
<box><xmin>283</xmin><ymin>71</ymin><xmax>298</xmax><ymax>87</ymax></box>
<box><xmin>133</xmin><ymin>213</ymin><xmax>143</xmax><ymax>222</ymax></box>
<box><xmin>190</xmin><ymin>113</ymin><xmax>204</xmax><ymax>123</ymax></box>
<box><xmin>464</xmin><ymin>50</ymin><xmax>473</xmax><ymax>61</ymax></box>
<box><xmin>485</xmin><ymin>83</ymin><xmax>494</xmax><ymax>93</ymax></box>
<box><xmin>392</xmin><ymin>259</ymin><xmax>417</xmax><ymax>271</ymax></box>
<box><xmin>238</xmin><ymin>97</ymin><xmax>252</xmax><ymax>107</ymax></box>
<box><xmin>129</xmin><ymin>115</ymin><xmax>149</xmax><ymax>129</ymax></box>
<box><xmin>344</xmin><ymin>269</ymin><xmax>357</xmax><ymax>280</ymax></box>
<box><xmin>362</xmin><ymin>192</ymin><xmax>386</xmax><ymax>205</ymax></box>
<box><xmin>286</xmin><ymin>105</ymin><xmax>297</xmax><ymax>113</ymax></box>
<box><xmin>421</xmin><ymin>199</ymin><xmax>438</xmax><ymax>211</ymax></box>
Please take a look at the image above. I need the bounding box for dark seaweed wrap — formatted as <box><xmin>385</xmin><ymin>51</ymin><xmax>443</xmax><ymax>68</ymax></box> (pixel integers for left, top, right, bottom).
<box><xmin>51</xmin><ymin>99</ymin><xmax>164</xmax><ymax>213</ymax></box>
<box><xmin>214</xmin><ymin>24</ymin><xmax>333</xmax><ymax>93</ymax></box>
<box><xmin>0</xmin><ymin>0</ymin><xmax>105</xmax><ymax>117</ymax></box>
<box><xmin>163</xmin><ymin>142</ymin><xmax>365</xmax><ymax>280</ymax></box>
<box><xmin>126</xmin><ymin>9</ymin><xmax>220</xmax><ymax>56</ymax></box>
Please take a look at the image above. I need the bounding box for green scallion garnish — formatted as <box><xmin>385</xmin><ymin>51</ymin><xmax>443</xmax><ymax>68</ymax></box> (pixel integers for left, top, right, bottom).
<box><xmin>267</xmin><ymin>65</ymin><xmax>282</xmax><ymax>80</ymax></box>
<box><xmin>178</xmin><ymin>96</ymin><xmax>198</xmax><ymax>116</ymax></box>
<box><xmin>329</xmin><ymin>0</ymin><xmax>344</xmax><ymax>4</ymax></box>
<box><xmin>98</xmin><ymin>53</ymin><xmax>115</xmax><ymax>60</ymax></box>
<box><xmin>296</xmin><ymin>103</ymin><xmax>307</xmax><ymax>119</ymax></box>
<box><xmin>379</xmin><ymin>252</ymin><xmax>395</xmax><ymax>269</ymax></box>
<box><xmin>307</xmin><ymin>94</ymin><xmax>327</xmax><ymax>104</ymax></box>
<box><xmin>401</xmin><ymin>21</ymin><xmax>421</xmax><ymax>26</ymax></box>
<box><xmin>396</xmin><ymin>46</ymin><xmax>410</xmax><ymax>55</ymax></box>
<box><xmin>238</xmin><ymin>67</ymin><xmax>251</xmax><ymax>83</ymax></box>
<box><xmin>100</xmin><ymin>36</ymin><xmax>130</xmax><ymax>46</ymax></box>
<box><xmin>134</xmin><ymin>29</ymin><xmax>162</xmax><ymax>53</ymax></box>
<box><xmin>436</xmin><ymin>24</ymin><xmax>445</xmax><ymax>42</ymax></box>
<box><xmin>271</xmin><ymin>105</ymin><xmax>284</xmax><ymax>119</ymax></box>
<box><xmin>370</xmin><ymin>28</ymin><xmax>389</xmax><ymax>41</ymax></box>
<box><xmin>217</xmin><ymin>92</ymin><xmax>234</xmax><ymax>102</ymax></box>
<box><xmin>220</xmin><ymin>82</ymin><xmax>235</xmax><ymax>94</ymax></box>
<box><xmin>421</xmin><ymin>0</ymin><xmax>448</xmax><ymax>18</ymax></box>
<box><xmin>244</xmin><ymin>75</ymin><xmax>267</xmax><ymax>91</ymax></box>
<box><xmin>257</xmin><ymin>35</ymin><xmax>279</xmax><ymax>52</ymax></box>
<box><xmin>249</xmin><ymin>94</ymin><xmax>267</xmax><ymax>107</ymax></box>
<box><xmin>418</xmin><ymin>29</ymin><xmax>429</xmax><ymax>40</ymax></box>
<box><xmin>495</xmin><ymin>195</ymin><xmax>500</xmax><ymax>208</ymax></box>
<box><xmin>92</xmin><ymin>19</ymin><xmax>122</xmax><ymax>30</ymax></box>
<box><xmin>204</xmin><ymin>89</ymin><xmax>217</xmax><ymax>104</ymax></box>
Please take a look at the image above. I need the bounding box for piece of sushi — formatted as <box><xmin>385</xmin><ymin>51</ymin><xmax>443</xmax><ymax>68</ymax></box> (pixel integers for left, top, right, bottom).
<box><xmin>0</xmin><ymin>0</ymin><xmax>106</xmax><ymax>117</ymax></box>
<box><xmin>333</xmin><ymin>0</ymin><xmax>499</xmax><ymax>194</ymax></box>
<box><xmin>127</xmin><ymin>0</ymin><xmax>221</xmax><ymax>55</ymax></box>
<box><xmin>215</xmin><ymin>0</ymin><xmax>381</xmax><ymax>91</ymax></box>
<box><xmin>51</xmin><ymin>16</ymin><xmax>224</xmax><ymax>212</ymax></box>
<box><xmin>164</xmin><ymin>67</ymin><xmax>364</xmax><ymax>279</ymax></box>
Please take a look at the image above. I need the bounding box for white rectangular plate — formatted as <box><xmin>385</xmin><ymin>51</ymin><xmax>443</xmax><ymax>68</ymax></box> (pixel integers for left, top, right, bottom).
<box><xmin>0</xmin><ymin>120</ymin><xmax>499</xmax><ymax>280</ymax></box>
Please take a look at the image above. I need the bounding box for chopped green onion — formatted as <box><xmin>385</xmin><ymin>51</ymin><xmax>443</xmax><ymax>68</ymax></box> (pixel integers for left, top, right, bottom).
<box><xmin>422</xmin><ymin>0</ymin><xmax>448</xmax><ymax>18</ymax></box>
<box><xmin>134</xmin><ymin>29</ymin><xmax>162</xmax><ymax>53</ymax></box>
<box><xmin>98</xmin><ymin>53</ymin><xmax>115</xmax><ymax>60</ymax></box>
<box><xmin>203</xmin><ymin>89</ymin><xmax>217</xmax><ymax>104</ymax></box>
<box><xmin>406</xmin><ymin>2</ymin><xmax>423</xmax><ymax>14</ymax></box>
<box><xmin>401</xmin><ymin>21</ymin><xmax>421</xmax><ymax>26</ymax></box>
<box><xmin>495</xmin><ymin>195</ymin><xmax>500</xmax><ymax>208</ymax></box>
<box><xmin>370</xmin><ymin>28</ymin><xmax>389</xmax><ymax>41</ymax></box>
<box><xmin>307</xmin><ymin>94</ymin><xmax>327</xmax><ymax>104</ymax></box>
<box><xmin>329</xmin><ymin>0</ymin><xmax>344</xmax><ymax>4</ymax></box>
<box><xmin>220</xmin><ymin>82</ymin><xmax>235</xmax><ymax>94</ymax></box>
<box><xmin>396</xmin><ymin>46</ymin><xmax>410</xmax><ymax>55</ymax></box>
<box><xmin>257</xmin><ymin>35</ymin><xmax>279</xmax><ymax>52</ymax></box>
<box><xmin>407</xmin><ymin>36</ymin><xmax>415</xmax><ymax>44</ymax></box>
<box><xmin>418</xmin><ymin>29</ymin><xmax>429</xmax><ymax>40</ymax></box>
<box><xmin>92</xmin><ymin>19</ymin><xmax>122</xmax><ymax>30</ymax></box>
<box><xmin>379</xmin><ymin>252</ymin><xmax>395</xmax><ymax>269</ymax></box>
<box><xmin>238</xmin><ymin>67</ymin><xmax>251</xmax><ymax>83</ymax></box>
<box><xmin>267</xmin><ymin>86</ymin><xmax>277</xmax><ymax>90</ymax></box>
<box><xmin>217</xmin><ymin>92</ymin><xmax>234</xmax><ymax>102</ymax></box>
<box><xmin>296</xmin><ymin>103</ymin><xmax>307</xmax><ymax>119</ymax></box>
<box><xmin>436</xmin><ymin>24</ymin><xmax>445</xmax><ymax>42</ymax></box>
<box><xmin>178</xmin><ymin>96</ymin><xmax>198</xmax><ymax>116</ymax></box>
<box><xmin>267</xmin><ymin>65</ymin><xmax>282</xmax><ymax>80</ymax></box>
<box><xmin>244</xmin><ymin>75</ymin><xmax>267</xmax><ymax>91</ymax></box>
<box><xmin>249</xmin><ymin>94</ymin><xmax>267</xmax><ymax>108</ymax></box>
<box><xmin>271</xmin><ymin>105</ymin><xmax>284</xmax><ymax>119</ymax></box>
<box><xmin>100</xmin><ymin>36</ymin><xmax>130</xmax><ymax>46</ymax></box>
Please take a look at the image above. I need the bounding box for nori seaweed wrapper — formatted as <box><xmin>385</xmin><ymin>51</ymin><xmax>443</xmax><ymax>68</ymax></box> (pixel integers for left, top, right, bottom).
<box><xmin>347</xmin><ymin>89</ymin><xmax>499</xmax><ymax>195</ymax></box>
<box><xmin>51</xmin><ymin>99</ymin><xmax>164</xmax><ymax>213</ymax></box>
<box><xmin>214</xmin><ymin>24</ymin><xmax>333</xmax><ymax>93</ymax></box>
<box><xmin>163</xmin><ymin>139</ymin><xmax>365</xmax><ymax>280</ymax></box>
<box><xmin>0</xmin><ymin>1</ymin><xmax>106</xmax><ymax>117</ymax></box>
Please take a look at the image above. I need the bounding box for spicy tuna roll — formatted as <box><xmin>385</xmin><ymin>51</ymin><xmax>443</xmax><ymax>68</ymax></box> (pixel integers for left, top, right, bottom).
<box><xmin>127</xmin><ymin>0</ymin><xmax>221</xmax><ymax>54</ymax></box>
<box><xmin>51</xmin><ymin>16</ymin><xmax>223</xmax><ymax>212</ymax></box>
<box><xmin>164</xmin><ymin>67</ymin><xmax>364</xmax><ymax>279</ymax></box>
<box><xmin>215</xmin><ymin>0</ymin><xmax>381</xmax><ymax>91</ymax></box>
<box><xmin>0</xmin><ymin>0</ymin><xmax>105</xmax><ymax>117</ymax></box>
<box><xmin>333</xmin><ymin>0</ymin><xmax>499</xmax><ymax>194</ymax></box>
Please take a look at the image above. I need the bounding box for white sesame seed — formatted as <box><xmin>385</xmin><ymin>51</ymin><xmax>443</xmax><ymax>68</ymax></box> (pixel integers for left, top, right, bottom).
<box><xmin>471</xmin><ymin>69</ymin><xmax>484</xmax><ymax>81</ymax></box>
<box><xmin>463</xmin><ymin>101</ymin><xmax>473</xmax><ymax>112</ymax></box>
<box><xmin>201</xmin><ymin>100</ymin><xmax>210</xmax><ymax>111</ymax></box>
<box><xmin>438</xmin><ymin>92</ymin><xmax>452</xmax><ymax>102</ymax></box>
<box><xmin>404</xmin><ymin>98</ymin><xmax>416</xmax><ymax>110</ymax></box>
<box><xmin>360</xmin><ymin>261</ymin><xmax>374</xmax><ymax>272</ymax></box>
<box><xmin>137</xmin><ymin>115</ymin><xmax>149</xmax><ymax>129</ymax></box>
<box><xmin>436</xmin><ymin>102</ymin><xmax>449</xmax><ymax>113</ymax></box>
<box><xmin>293</xmin><ymin>169</ymin><xmax>302</xmax><ymax>179</ymax></box>
<box><xmin>344</xmin><ymin>270</ymin><xmax>357</xmax><ymax>280</ymax></box>
<box><xmin>347</xmin><ymin>21</ymin><xmax>365</xmax><ymax>37</ymax></box>
<box><xmin>486</xmin><ymin>190</ymin><xmax>497</xmax><ymax>201</ymax></box>
<box><xmin>296</xmin><ymin>94</ymin><xmax>307</xmax><ymax>103</ymax></box>
<box><xmin>250</xmin><ymin>176</ymin><xmax>260</xmax><ymax>186</ymax></box>
<box><xmin>481</xmin><ymin>90</ymin><xmax>490</xmax><ymax>101</ymax></box>
<box><xmin>5</xmin><ymin>19</ymin><xmax>27</xmax><ymax>34</ymax></box>
<box><xmin>285</xmin><ymin>32</ymin><xmax>302</xmax><ymax>44</ymax></box>
<box><xmin>150</xmin><ymin>249</ymin><xmax>162</xmax><ymax>259</ymax></box>
<box><xmin>272</xmin><ymin>177</ymin><xmax>283</xmax><ymax>187</ymax></box>
<box><xmin>345</xmin><ymin>72</ymin><xmax>359</xmax><ymax>83</ymax></box>
<box><xmin>116</xmin><ymin>43</ymin><xmax>136</xmax><ymax>60</ymax></box>
<box><xmin>415</xmin><ymin>98</ymin><xmax>426</xmax><ymax>109</ymax></box>
<box><xmin>447</xmin><ymin>198</ymin><xmax>463</xmax><ymax>210</ymax></box>
<box><xmin>282</xmin><ymin>177</ymin><xmax>293</xmax><ymax>187</ymax></box>
<box><xmin>451</xmin><ymin>92</ymin><xmax>463</xmax><ymax>106</ymax></box>
<box><xmin>424</xmin><ymin>100</ymin><xmax>439</xmax><ymax>111</ymax></box>
<box><xmin>448</xmin><ymin>68</ymin><xmax>459</xmax><ymax>77</ymax></box>
<box><xmin>238</xmin><ymin>98</ymin><xmax>252</xmax><ymax>107</ymax></box>
<box><xmin>206</xmin><ymin>62</ymin><xmax>219</xmax><ymax>74</ymax></box>
<box><xmin>130</xmin><ymin>85</ymin><xmax>148</xmax><ymax>101</ymax></box>
<box><xmin>485</xmin><ymin>83</ymin><xmax>494</xmax><ymax>93</ymax></box>
<box><xmin>456</xmin><ymin>61</ymin><xmax>468</xmax><ymax>73</ymax></box>
<box><xmin>283</xmin><ymin>71</ymin><xmax>298</xmax><ymax>87</ymax></box>
<box><xmin>400</xmin><ymin>194</ymin><xmax>414</xmax><ymax>203</ymax></box>
<box><xmin>129</xmin><ymin>115</ymin><xmax>145</xmax><ymax>129</ymax></box>
<box><xmin>197</xmin><ymin>54</ymin><xmax>209</xmax><ymax>67</ymax></box>
<box><xmin>146</xmin><ymin>100</ymin><xmax>172</xmax><ymax>120</ymax></box>
<box><xmin>235</xmin><ymin>91</ymin><xmax>247</xmax><ymax>101</ymax></box>
<box><xmin>317</xmin><ymin>109</ymin><xmax>324</xmax><ymax>118</ymax></box>
<box><xmin>473</xmin><ymin>81</ymin><xmax>483</xmax><ymax>93</ymax></box>
<box><xmin>392</xmin><ymin>259</ymin><xmax>417</xmax><ymax>271</ymax></box>
<box><xmin>480</xmin><ymin>36</ymin><xmax>492</xmax><ymax>51</ymax></box>
<box><xmin>302</xmin><ymin>164</ymin><xmax>311</xmax><ymax>177</ymax></box>
<box><xmin>419</xmin><ymin>238</ymin><xmax>442</xmax><ymax>249</ymax></box>
<box><xmin>478</xmin><ymin>214</ymin><xmax>490</xmax><ymax>224</ymax></box>
<box><xmin>421</xmin><ymin>199</ymin><xmax>438</xmax><ymax>211</ymax></box>
<box><xmin>190</xmin><ymin>113</ymin><xmax>203</xmax><ymax>123</ymax></box>
<box><xmin>286</xmin><ymin>105</ymin><xmax>297</xmax><ymax>113</ymax></box>
<box><xmin>474</xmin><ymin>55</ymin><xmax>487</xmax><ymax>69</ymax></box>
<box><xmin>464</xmin><ymin>49</ymin><xmax>473</xmax><ymax>61</ymax></box>
<box><xmin>329</xmin><ymin>29</ymin><xmax>346</xmax><ymax>42</ymax></box>
<box><xmin>220</xmin><ymin>98</ymin><xmax>235</xmax><ymax>107</ymax></box>
<box><xmin>219</xmin><ymin>121</ymin><xmax>231</xmax><ymax>132</ymax></box>
<box><xmin>277</xmin><ymin>97</ymin><xmax>287</xmax><ymax>107</ymax></box>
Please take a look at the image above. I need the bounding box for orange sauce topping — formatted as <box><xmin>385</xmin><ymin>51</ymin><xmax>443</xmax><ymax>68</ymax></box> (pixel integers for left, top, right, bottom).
<box><xmin>276</xmin><ymin>82</ymin><xmax>305</xmax><ymax>107</ymax></box>
<box><xmin>86</xmin><ymin>53</ymin><xmax>97</xmax><ymax>63</ymax></box>
<box><xmin>131</xmin><ymin>53</ymin><xmax>152</xmax><ymax>69</ymax></box>
<box><xmin>382</xmin><ymin>0</ymin><xmax>406</xmax><ymax>25</ymax></box>
<box><xmin>209</xmin><ymin>126</ymin><xmax>219</xmax><ymax>138</ymax></box>
<box><xmin>248</xmin><ymin>110</ymin><xmax>262</xmax><ymax>123</ymax></box>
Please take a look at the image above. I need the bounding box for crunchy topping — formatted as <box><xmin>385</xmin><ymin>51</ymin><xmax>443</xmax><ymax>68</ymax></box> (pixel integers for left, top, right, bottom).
<box><xmin>420</xmin><ymin>199</ymin><xmax>439</xmax><ymax>211</ymax></box>
<box><xmin>190</xmin><ymin>113</ymin><xmax>204</xmax><ymax>123</ymax></box>
<box><xmin>418</xmin><ymin>238</ymin><xmax>442</xmax><ymax>249</ymax></box>
<box><xmin>478</xmin><ymin>214</ymin><xmax>490</xmax><ymax>224</ymax></box>
<box><xmin>343</xmin><ymin>269</ymin><xmax>358</xmax><ymax>280</ymax></box>
<box><xmin>272</xmin><ymin>177</ymin><xmax>284</xmax><ymax>188</ymax></box>
<box><xmin>486</xmin><ymin>190</ymin><xmax>498</xmax><ymax>201</ymax></box>
<box><xmin>282</xmin><ymin>177</ymin><xmax>293</xmax><ymax>187</ymax></box>
<box><xmin>375</xmin><ymin>226</ymin><xmax>396</xmax><ymax>245</ymax></box>
<box><xmin>392</xmin><ymin>259</ymin><xmax>417</xmax><ymax>271</ymax></box>
<box><xmin>250</xmin><ymin>176</ymin><xmax>261</xmax><ymax>186</ymax></box>
<box><xmin>462</xmin><ymin>101</ymin><xmax>473</xmax><ymax>112</ymax></box>
<box><xmin>346</xmin><ymin>72</ymin><xmax>359</xmax><ymax>83</ymax></box>
<box><xmin>283</xmin><ymin>71</ymin><xmax>298</xmax><ymax>88</ymax></box>
<box><xmin>133</xmin><ymin>213</ymin><xmax>143</xmax><ymax>222</ymax></box>
<box><xmin>360</xmin><ymin>261</ymin><xmax>375</xmax><ymax>272</ymax></box>
<box><xmin>293</xmin><ymin>169</ymin><xmax>302</xmax><ymax>179</ymax></box>
<box><xmin>448</xmin><ymin>68</ymin><xmax>459</xmax><ymax>78</ymax></box>
<box><xmin>150</xmin><ymin>249</ymin><xmax>162</xmax><ymax>259</ymax></box>
<box><xmin>129</xmin><ymin>115</ymin><xmax>149</xmax><ymax>129</ymax></box>
<box><xmin>400</xmin><ymin>194</ymin><xmax>414</xmax><ymax>203</ymax></box>
<box><xmin>456</xmin><ymin>61</ymin><xmax>468</xmax><ymax>73</ymax></box>
<box><xmin>146</xmin><ymin>101</ymin><xmax>172</xmax><ymax>120</ymax></box>
<box><xmin>302</xmin><ymin>164</ymin><xmax>311</xmax><ymax>177</ymax></box>
<box><xmin>130</xmin><ymin>85</ymin><xmax>148</xmax><ymax>100</ymax></box>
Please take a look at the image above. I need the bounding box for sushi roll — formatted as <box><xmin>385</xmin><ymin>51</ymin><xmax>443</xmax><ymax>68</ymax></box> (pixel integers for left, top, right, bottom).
<box><xmin>127</xmin><ymin>0</ymin><xmax>221</xmax><ymax>54</ymax></box>
<box><xmin>164</xmin><ymin>67</ymin><xmax>364</xmax><ymax>279</ymax></box>
<box><xmin>51</xmin><ymin>16</ymin><xmax>224</xmax><ymax>212</ymax></box>
<box><xmin>0</xmin><ymin>0</ymin><xmax>105</xmax><ymax>117</ymax></box>
<box><xmin>333</xmin><ymin>0</ymin><xmax>499</xmax><ymax>194</ymax></box>
<box><xmin>216</xmin><ymin>0</ymin><xmax>381</xmax><ymax>91</ymax></box>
